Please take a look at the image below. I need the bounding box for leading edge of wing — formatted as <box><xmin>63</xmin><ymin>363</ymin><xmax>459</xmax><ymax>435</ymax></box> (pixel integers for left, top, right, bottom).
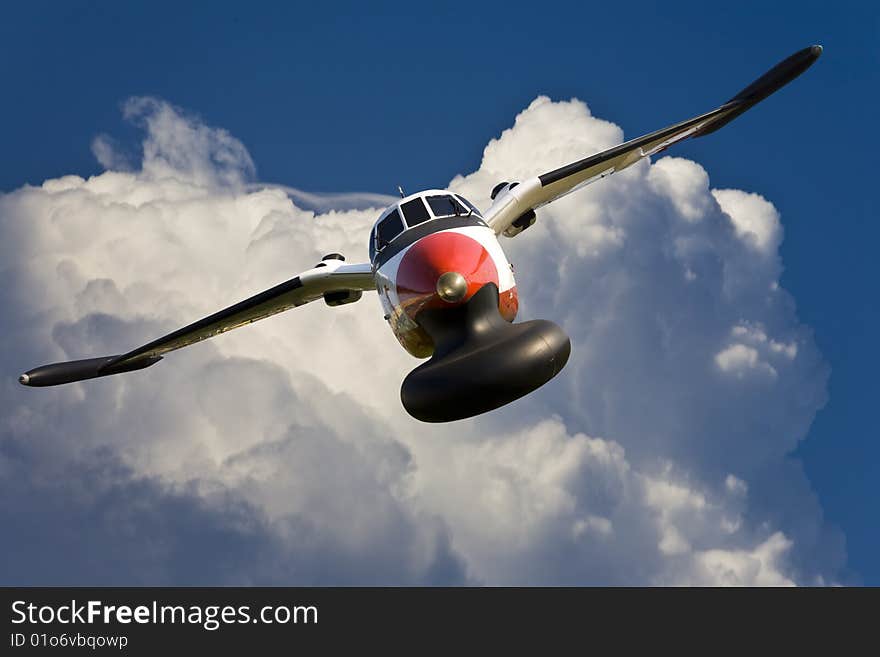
<box><xmin>538</xmin><ymin>44</ymin><xmax>822</xmax><ymax>188</ymax></box>
<box><xmin>537</xmin><ymin>104</ymin><xmax>732</xmax><ymax>188</ymax></box>
<box><xmin>693</xmin><ymin>44</ymin><xmax>823</xmax><ymax>137</ymax></box>
<box><xmin>105</xmin><ymin>261</ymin><xmax>375</xmax><ymax>368</ymax></box>
<box><xmin>19</xmin><ymin>261</ymin><xmax>375</xmax><ymax>386</ymax></box>
<box><xmin>103</xmin><ymin>275</ymin><xmax>307</xmax><ymax>370</ymax></box>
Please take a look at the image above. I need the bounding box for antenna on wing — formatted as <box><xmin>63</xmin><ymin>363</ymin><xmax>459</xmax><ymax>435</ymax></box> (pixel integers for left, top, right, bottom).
<box><xmin>397</xmin><ymin>185</ymin><xmax>406</xmax><ymax>198</ymax></box>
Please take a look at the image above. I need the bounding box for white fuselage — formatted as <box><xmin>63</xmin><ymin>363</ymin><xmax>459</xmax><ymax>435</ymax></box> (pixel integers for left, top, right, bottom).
<box><xmin>369</xmin><ymin>190</ymin><xmax>518</xmax><ymax>357</ymax></box>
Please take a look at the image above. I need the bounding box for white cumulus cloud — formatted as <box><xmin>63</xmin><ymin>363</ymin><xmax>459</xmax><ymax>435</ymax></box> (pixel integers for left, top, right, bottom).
<box><xmin>0</xmin><ymin>95</ymin><xmax>844</xmax><ymax>585</ymax></box>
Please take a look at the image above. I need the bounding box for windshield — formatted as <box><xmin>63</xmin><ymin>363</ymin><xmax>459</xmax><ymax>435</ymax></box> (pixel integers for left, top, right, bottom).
<box><xmin>374</xmin><ymin>208</ymin><xmax>404</xmax><ymax>255</ymax></box>
<box><xmin>455</xmin><ymin>195</ymin><xmax>482</xmax><ymax>217</ymax></box>
<box><xmin>426</xmin><ymin>195</ymin><xmax>469</xmax><ymax>218</ymax></box>
<box><xmin>401</xmin><ymin>198</ymin><xmax>431</xmax><ymax>226</ymax></box>
<box><xmin>371</xmin><ymin>194</ymin><xmax>487</xmax><ymax>260</ymax></box>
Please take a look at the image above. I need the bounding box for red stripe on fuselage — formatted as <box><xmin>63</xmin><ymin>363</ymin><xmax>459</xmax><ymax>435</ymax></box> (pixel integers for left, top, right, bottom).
<box><xmin>498</xmin><ymin>285</ymin><xmax>519</xmax><ymax>323</ymax></box>
<box><xmin>396</xmin><ymin>231</ymin><xmax>499</xmax><ymax>320</ymax></box>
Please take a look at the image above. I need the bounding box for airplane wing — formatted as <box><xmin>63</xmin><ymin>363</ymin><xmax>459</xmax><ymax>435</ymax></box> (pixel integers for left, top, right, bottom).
<box><xmin>19</xmin><ymin>257</ymin><xmax>376</xmax><ymax>387</ymax></box>
<box><xmin>484</xmin><ymin>45</ymin><xmax>823</xmax><ymax>237</ymax></box>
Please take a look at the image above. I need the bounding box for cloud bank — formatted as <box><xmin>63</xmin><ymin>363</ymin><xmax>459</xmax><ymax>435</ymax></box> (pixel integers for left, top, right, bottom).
<box><xmin>0</xmin><ymin>96</ymin><xmax>844</xmax><ymax>585</ymax></box>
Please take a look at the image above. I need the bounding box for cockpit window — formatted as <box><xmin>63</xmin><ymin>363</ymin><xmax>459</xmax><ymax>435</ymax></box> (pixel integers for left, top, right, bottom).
<box><xmin>375</xmin><ymin>209</ymin><xmax>404</xmax><ymax>251</ymax></box>
<box><xmin>426</xmin><ymin>194</ymin><xmax>469</xmax><ymax>218</ymax></box>
<box><xmin>401</xmin><ymin>198</ymin><xmax>431</xmax><ymax>226</ymax></box>
<box><xmin>455</xmin><ymin>195</ymin><xmax>482</xmax><ymax>217</ymax></box>
<box><xmin>371</xmin><ymin>193</ymin><xmax>488</xmax><ymax>261</ymax></box>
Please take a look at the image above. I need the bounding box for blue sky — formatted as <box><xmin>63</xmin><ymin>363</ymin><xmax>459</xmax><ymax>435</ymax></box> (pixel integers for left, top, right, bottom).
<box><xmin>0</xmin><ymin>1</ymin><xmax>875</xmax><ymax>583</ymax></box>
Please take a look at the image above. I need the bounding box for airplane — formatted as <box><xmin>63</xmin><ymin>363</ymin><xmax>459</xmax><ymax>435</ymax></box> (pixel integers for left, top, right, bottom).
<box><xmin>19</xmin><ymin>45</ymin><xmax>822</xmax><ymax>422</ymax></box>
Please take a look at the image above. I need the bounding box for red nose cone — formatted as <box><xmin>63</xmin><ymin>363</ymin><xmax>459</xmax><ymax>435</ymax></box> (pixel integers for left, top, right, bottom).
<box><xmin>396</xmin><ymin>232</ymin><xmax>499</xmax><ymax>319</ymax></box>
